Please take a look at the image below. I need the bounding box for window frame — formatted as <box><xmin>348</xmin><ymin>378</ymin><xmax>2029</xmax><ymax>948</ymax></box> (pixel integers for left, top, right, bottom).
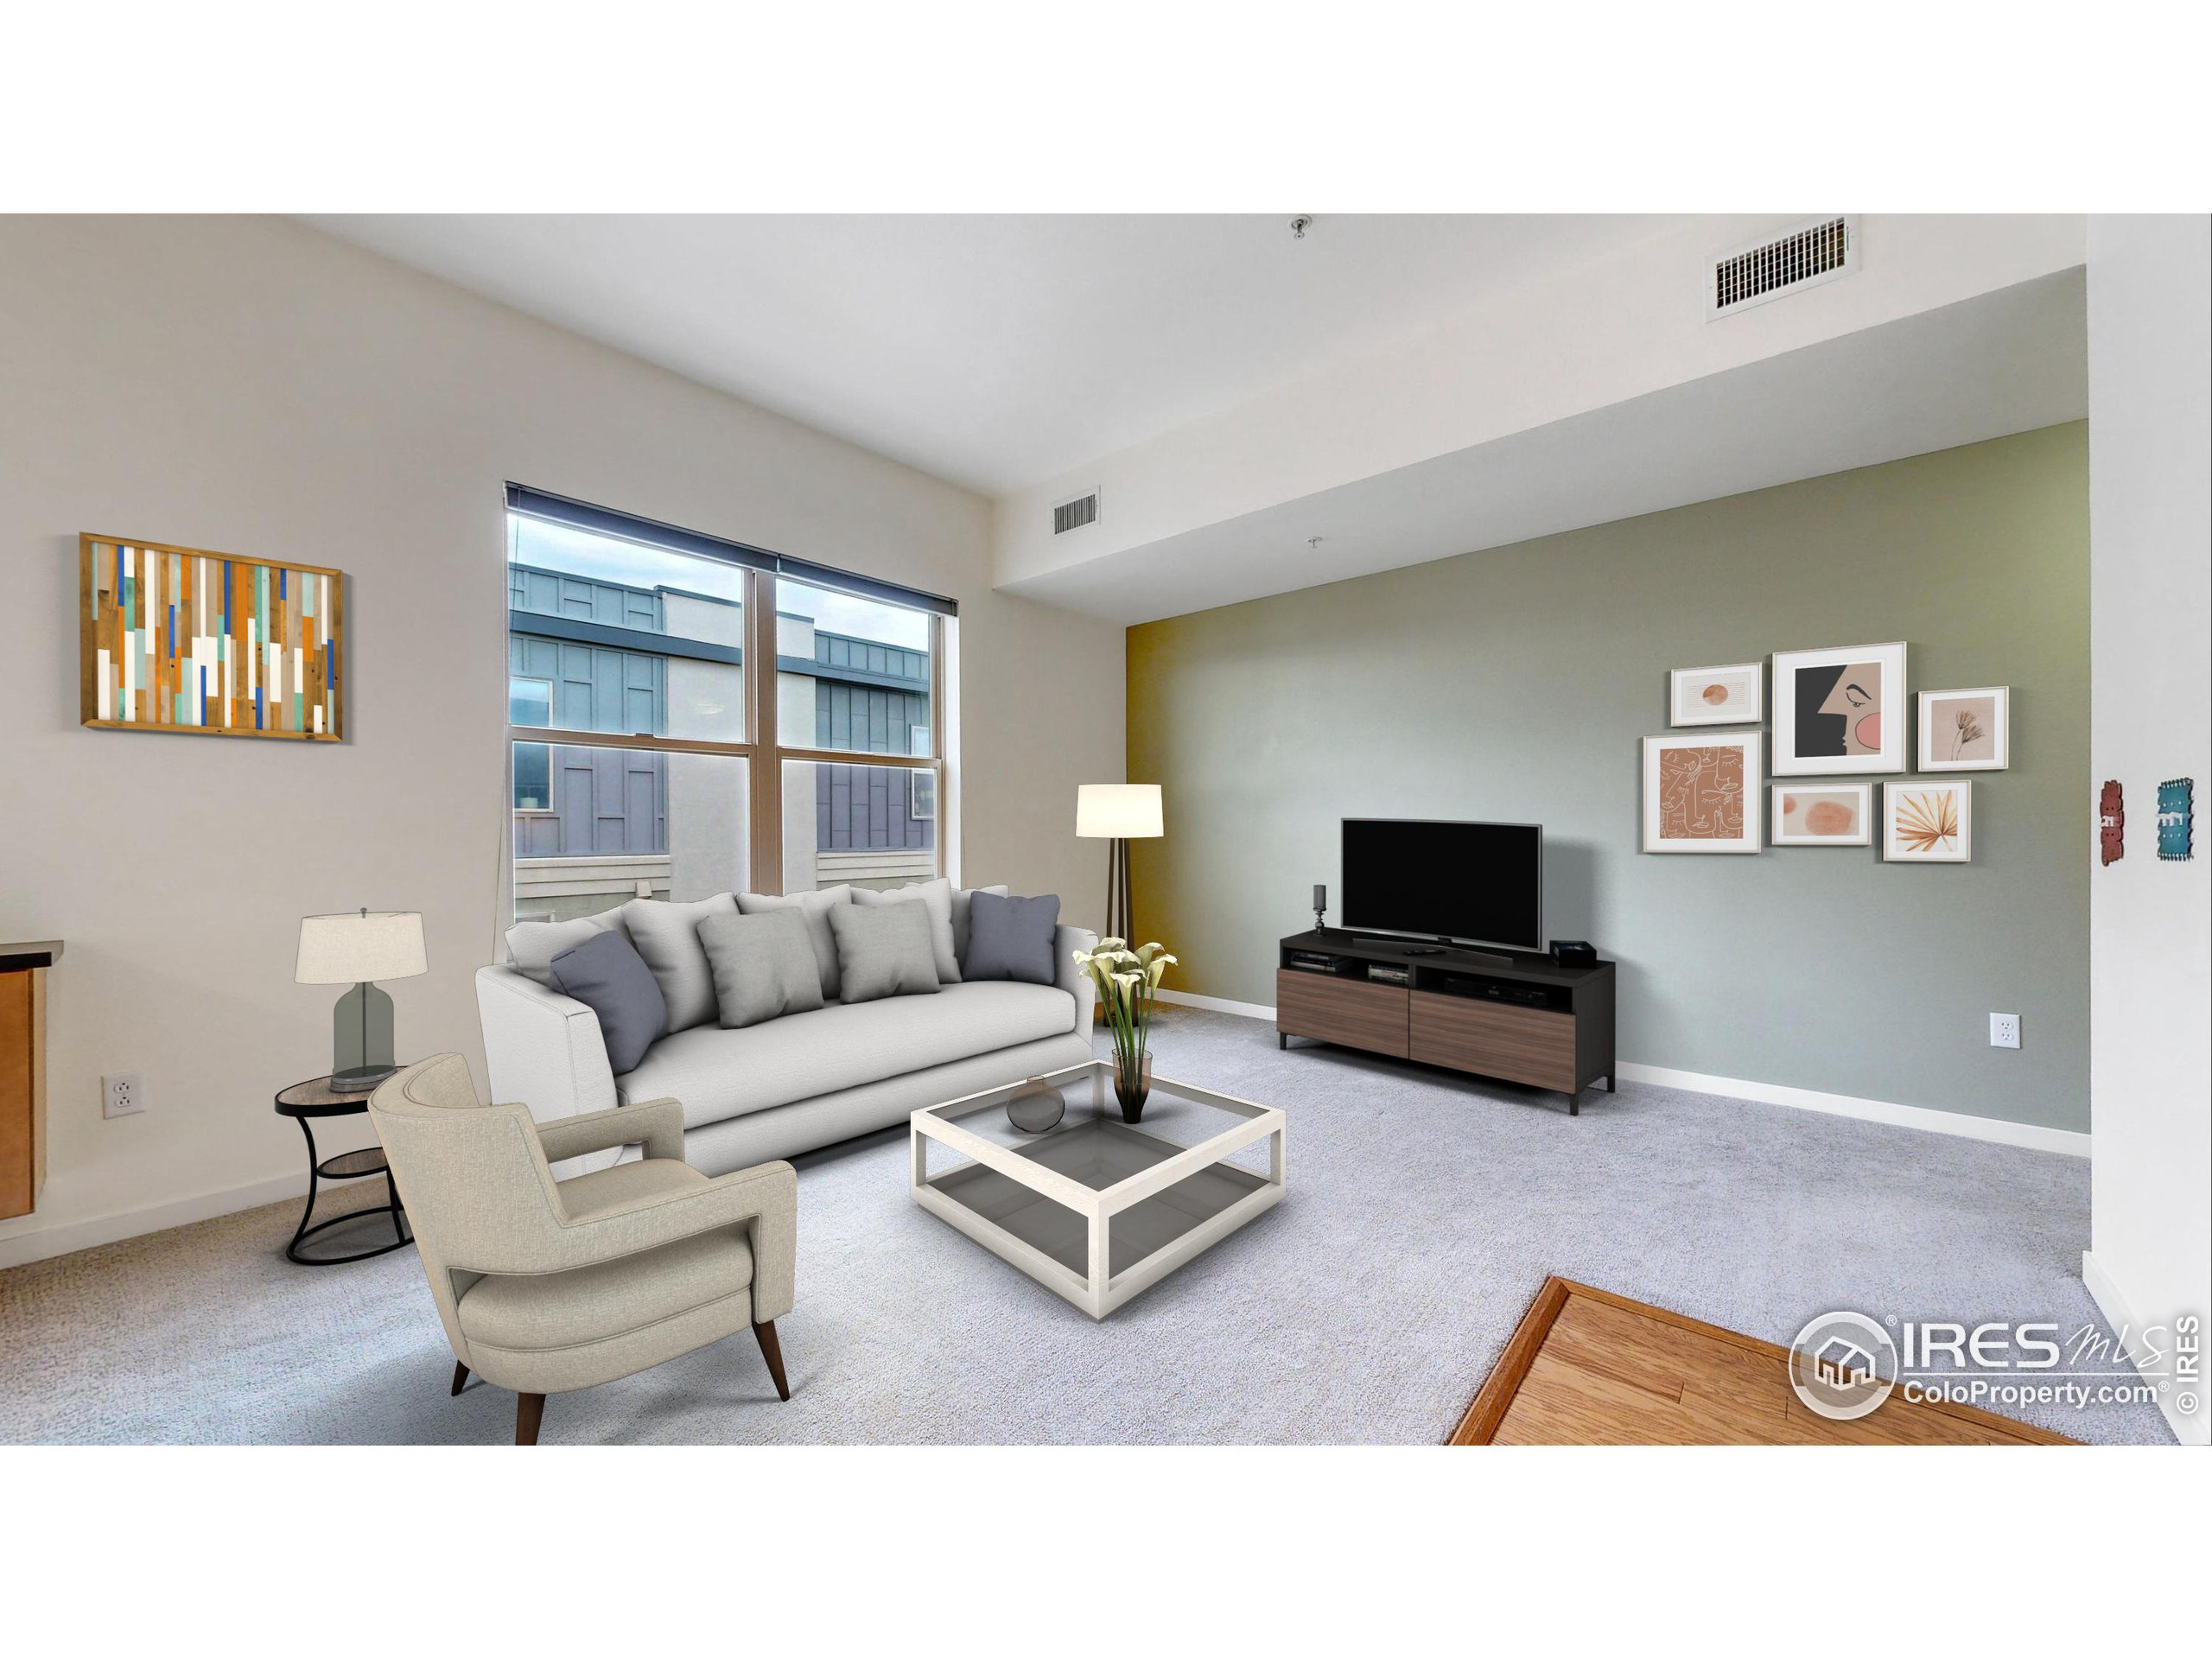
<box><xmin>505</xmin><ymin>517</ymin><xmax>947</xmax><ymax>905</ymax></box>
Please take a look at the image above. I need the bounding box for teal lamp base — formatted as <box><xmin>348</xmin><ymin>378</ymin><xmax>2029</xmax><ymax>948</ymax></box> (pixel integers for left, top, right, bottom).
<box><xmin>331</xmin><ymin>980</ymin><xmax>397</xmax><ymax>1089</ymax></box>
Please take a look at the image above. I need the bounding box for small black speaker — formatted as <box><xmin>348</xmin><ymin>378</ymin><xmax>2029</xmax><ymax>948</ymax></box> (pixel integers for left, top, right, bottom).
<box><xmin>1549</xmin><ymin>939</ymin><xmax>1597</xmax><ymax>969</ymax></box>
<box><xmin>1313</xmin><ymin>884</ymin><xmax>1327</xmax><ymax>931</ymax></box>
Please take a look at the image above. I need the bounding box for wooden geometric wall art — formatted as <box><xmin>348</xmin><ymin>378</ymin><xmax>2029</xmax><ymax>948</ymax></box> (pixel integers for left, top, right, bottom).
<box><xmin>79</xmin><ymin>533</ymin><xmax>344</xmax><ymax>741</ymax></box>
<box><xmin>2158</xmin><ymin>779</ymin><xmax>2194</xmax><ymax>862</ymax></box>
<box><xmin>2099</xmin><ymin>780</ymin><xmax>2124</xmax><ymax>866</ymax></box>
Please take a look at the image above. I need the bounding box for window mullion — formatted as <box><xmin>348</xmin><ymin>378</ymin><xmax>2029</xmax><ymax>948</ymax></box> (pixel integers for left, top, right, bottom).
<box><xmin>747</xmin><ymin>569</ymin><xmax>785</xmax><ymax>893</ymax></box>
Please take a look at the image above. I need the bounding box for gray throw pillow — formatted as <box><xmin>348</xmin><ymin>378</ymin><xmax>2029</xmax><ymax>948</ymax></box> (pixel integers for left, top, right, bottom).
<box><xmin>964</xmin><ymin>892</ymin><xmax>1061</xmax><ymax>986</ymax></box>
<box><xmin>546</xmin><ymin>929</ymin><xmax>669</xmax><ymax>1075</ymax></box>
<box><xmin>735</xmin><ymin>885</ymin><xmax>852</xmax><ymax>1001</ymax></box>
<box><xmin>619</xmin><ymin>893</ymin><xmax>738</xmax><ymax>1033</ymax></box>
<box><xmin>952</xmin><ymin>884</ymin><xmax>1008</xmax><ymax>971</ymax></box>
<box><xmin>829</xmin><ymin>902</ymin><xmax>942</xmax><ymax>1003</ymax></box>
<box><xmin>505</xmin><ymin>912</ymin><xmax>624</xmax><ymax>988</ymax></box>
<box><xmin>698</xmin><ymin>909</ymin><xmax>825</xmax><ymax>1029</ymax></box>
<box><xmin>852</xmin><ymin>878</ymin><xmax>961</xmax><ymax>983</ymax></box>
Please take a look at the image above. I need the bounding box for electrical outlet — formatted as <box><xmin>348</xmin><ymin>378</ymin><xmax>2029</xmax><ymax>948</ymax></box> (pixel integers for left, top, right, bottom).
<box><xmin>102</xmin><ymin>1071</ymin><xmax>146</xmax><ymax>1118</ymax></box>
<box><xmin>1990</xmin><ymin>1014</ymin><xmax>2021</xmax><ymax>1051</ymax></box>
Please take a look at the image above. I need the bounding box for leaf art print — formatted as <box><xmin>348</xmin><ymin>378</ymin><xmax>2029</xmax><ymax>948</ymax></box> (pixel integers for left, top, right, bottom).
<box><xmin>1885</xmin><ymin>779</ymin><xmax>1971</xmax><ymax>863</ymax></box>
<box><xmin>1894</xmin><ymin>789</ymin><xmax>1960</xmax><ymax>854</ymax></box>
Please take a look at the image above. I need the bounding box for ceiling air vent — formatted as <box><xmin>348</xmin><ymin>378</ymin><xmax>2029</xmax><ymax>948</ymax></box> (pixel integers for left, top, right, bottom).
<box><xmin>1708</xmin><ymin>216</ymin><xmax>1858</xmax><ymax>318</ymax></box>
<box><xmin>1052</xmin><ymin>489</ymin><xmax>1100</xmax><ymax>536</ymax></box>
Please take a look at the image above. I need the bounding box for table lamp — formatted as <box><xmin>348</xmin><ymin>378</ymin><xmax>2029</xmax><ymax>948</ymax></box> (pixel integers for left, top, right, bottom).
<box><xmin>296</xmin><ymin>909</ymin><xmax>427</xmax><ymax>1088</ymax></box>
<box><xmin>1076</xmin><ymin>784</ymin><xmax>1163</xmax><ymax>943</ymax></box>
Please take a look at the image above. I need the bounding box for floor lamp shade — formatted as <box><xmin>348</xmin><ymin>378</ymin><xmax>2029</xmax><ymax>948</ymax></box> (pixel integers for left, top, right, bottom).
<box><xmin>296</xmin><ymin>911</ymin><xmax>426</xmax><ymax>1087</ymax></box>
<box><xmin>1076</xmin><ymin>785</ymin><xmax>1162</xmax><ymax>944</ymax></box>
<box><xmin>1077</xmin><ymin>784</ymin><xmax>1163</xmax><ymax>841</ymax></box>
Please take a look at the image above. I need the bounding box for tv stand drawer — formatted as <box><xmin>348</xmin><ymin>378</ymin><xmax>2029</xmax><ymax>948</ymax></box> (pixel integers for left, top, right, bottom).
<box><xmin>1275</xmin><ymin>970</ymin><xmax>1408</xmax><ymax>1058</ymax></box>
<box><xmin>1409</xmin><ymin>990</ymin><xmax>1575</xmax><ymax>1092</ymax></box>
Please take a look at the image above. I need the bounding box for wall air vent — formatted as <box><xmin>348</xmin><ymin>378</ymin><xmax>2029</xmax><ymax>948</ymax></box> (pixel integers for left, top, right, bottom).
<box><xmin>1052</xmin><ymin>489</ymin><xmax>1100</xmax><ymax>535</ymax></box>
<box><xmin>1708</xmin><ymin>216</ymin><xmax>1858</xmax><ymax>318</ymax></box>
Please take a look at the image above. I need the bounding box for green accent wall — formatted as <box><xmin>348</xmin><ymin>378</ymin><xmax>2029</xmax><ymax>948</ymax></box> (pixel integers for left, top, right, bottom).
<box><xmin>1128</xmin><ymin>423</ymin><xmax>2090</xmax><ymax>1133</ymax></box>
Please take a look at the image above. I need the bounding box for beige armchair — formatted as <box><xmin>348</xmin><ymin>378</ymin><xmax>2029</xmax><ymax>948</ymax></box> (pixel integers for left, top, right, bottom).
<box><xmin>367</xmin><ymin>1054</ymin><xmax>797</xmax><ymax>1445</ymax></box>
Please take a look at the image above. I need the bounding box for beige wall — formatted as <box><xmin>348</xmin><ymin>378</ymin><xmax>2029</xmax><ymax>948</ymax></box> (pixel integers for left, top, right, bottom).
<box><xmin>1128</xmin><ymin>425</ymin><xmax>2091</xmax><ymax>1138</ymax></box>
<box><xmin>0</xmin><ymin>215</ymin><xmax>1122</xmax><ymax>1263</ymax></box>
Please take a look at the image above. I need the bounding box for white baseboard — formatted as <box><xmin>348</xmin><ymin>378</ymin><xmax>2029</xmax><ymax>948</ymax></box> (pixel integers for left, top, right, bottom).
<box><xmin>1615</xmin><ymin>1062</ymin><xmax>2089</xmax><ymax>1157</ymax></box>
<box><xmin>2082</xmin><ymin>1250</ymin><xmax>2205</xmax><ymax>1446</ymax></box>
<box><xmin>0</xmin><ymin>1169</ymin><xmax>309</xmax><ymax>1271</ymax></box>
<box><xmin>1155</xmin><ymin>988</ymin><xmax>1280</xmax><ymax>1021</ymax></box>
<box><xmin>1153</xmin><ymin>990</ymin><xmax>2088</xmax><ymax>1157</ymax></box>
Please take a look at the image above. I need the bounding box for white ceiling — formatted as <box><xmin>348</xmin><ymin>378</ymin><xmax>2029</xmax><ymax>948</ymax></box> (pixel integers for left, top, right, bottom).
<box><xmin>1001</xmin><ymin>269</ymin><xmax>2089</xmax><ymax>623</ymax></box>
<box><xmin>298</xmin><ymin>213</ymin><xmax>1687</xmax><ymax>494</ymax></box>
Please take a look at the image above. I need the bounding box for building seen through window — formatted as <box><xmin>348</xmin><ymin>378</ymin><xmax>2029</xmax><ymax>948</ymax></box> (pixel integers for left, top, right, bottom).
<box><xmin>506</xmin><ymin>511</ymin><xmax>940</xmax><ymax>921</ymax></box>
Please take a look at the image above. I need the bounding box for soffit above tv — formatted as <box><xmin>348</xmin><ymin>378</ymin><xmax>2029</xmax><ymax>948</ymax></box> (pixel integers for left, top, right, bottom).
<box><xmin>998</xmin><ymin>268</ymin><xmax>2087</xmax><ymax>625</ymax></box>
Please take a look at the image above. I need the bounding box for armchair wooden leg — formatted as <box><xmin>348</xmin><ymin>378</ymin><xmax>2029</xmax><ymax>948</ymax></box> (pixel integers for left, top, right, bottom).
<box><xmin>451</xmin><ymin>1362</ymin><xmax>470</xmax><ymax>1397</ymax></box>
<box><xmin>516</xmin><ymin>1391</ymin><xmax>545</xmax><ymax>1446</ymax></box>
<box><xmin>753</xmin><ymin>1319</ymin><xmax>791</xmax><ymax>1402</ymax></box>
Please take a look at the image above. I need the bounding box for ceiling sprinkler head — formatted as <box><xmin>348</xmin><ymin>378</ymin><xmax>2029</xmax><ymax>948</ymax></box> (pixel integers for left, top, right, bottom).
<box><xmin>1307</xmin><ymin>536</ymin><xmax>1324</xmax><ymax>550</ymax></box>
<box><xmin>1289</xmin><ymin>215</ymin><xmax>1313</xmax><ymax>239</ymax></box>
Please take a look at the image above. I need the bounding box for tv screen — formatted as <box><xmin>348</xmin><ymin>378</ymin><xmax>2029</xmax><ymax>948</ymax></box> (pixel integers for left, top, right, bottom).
<box><xmin>1340</xmin><ymin>819</ymin><xmax>1542</xmax><ymax>951</ymax></box>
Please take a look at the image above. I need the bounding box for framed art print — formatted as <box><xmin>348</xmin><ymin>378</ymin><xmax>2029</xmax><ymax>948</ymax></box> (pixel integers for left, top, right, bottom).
<box><xmin>1669</xmin><ymin>661</ymin><xmax>1763</xmax><ymax>727</ymax></box>
<box><xmin>1917</xmin><ymin>686</ymin><xmax>2009</xmax><ymax>771</ymax></box>
<box><xmin>1883</xmin><ymin>779</ymin><xmax>1972</xmax><ymax>862</ymax></box>
<box><xmin>1643</xmin><ymin>731</ymin><xmax>1763</xmax><ymax>854</ymax></box>
<box><xmin>1770</xmin><ymin>782</ymin><xmax>1872</xmax><ymax>846</ymax></box>
<box><xmin>1772</xmin><ymin>640</ymin><xmax>1906</xmax><ymax>775</ymax></box>
<box><xmin>80</xmin><ymin>532</ymin><xmax>345</xmax><ymax>741</ymax></box>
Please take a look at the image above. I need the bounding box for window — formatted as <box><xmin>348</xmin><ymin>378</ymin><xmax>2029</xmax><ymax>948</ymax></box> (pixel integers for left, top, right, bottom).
<box><xmin>509</xmin><ymin>677</ymin><xmax>552</xmax><ymax>728</ymax></box>
<box><xmin>513</xmin><ymin>741</ymin><xmax>551</xmax><ymax>811</ymax></box>
<box><xmin>505</xmin><ymin>487</ymin><xmax>951</xmax><ymax>919</ymax></box>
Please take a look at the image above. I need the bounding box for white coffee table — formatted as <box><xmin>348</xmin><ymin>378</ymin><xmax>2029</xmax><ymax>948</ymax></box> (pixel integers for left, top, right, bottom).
<box><xmin>911</xmin><ymin>1059</ymin><xmax>1287</xmax><ymax>1319</ymax></box>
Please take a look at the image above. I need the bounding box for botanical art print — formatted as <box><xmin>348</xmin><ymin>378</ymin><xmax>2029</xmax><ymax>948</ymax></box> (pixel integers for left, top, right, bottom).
<box><xmin>1770</xmin><ymin>783</ymin><xmax>1872</xmax><ymax>846</ymax></box>
<box><xmin>1917</xmin><ymin>686</ymin><xmax>2009</xmax><ymax>771</ymax></box>
<box><xmin>1643</xmin><ymin>731</ymin><xmax>1763</xmax><ymax>854</ymax></box>
<box><xmin>2100</xmin><ymin>779</ymin><xmax>2125</xmax><ymax>867</ymax></box>
<box><xmin>1669</xmin><ymin>661</ymin><xmax>1763</xmax><ymax>727</ymax></box>
<box><xmin>1884</xmin><ymin>779</ymin><xmax>1972</xmax><ymax>862</ymax></box>
<box><xmin>1771</xmin><ymin>641</ymin><xmax>1907</xmax><ymax>776</ymax></box>
<box><xmin>2158</xmin><ymin>779</ymin><xmax>2195</xmax><ymax>861</ymax></box>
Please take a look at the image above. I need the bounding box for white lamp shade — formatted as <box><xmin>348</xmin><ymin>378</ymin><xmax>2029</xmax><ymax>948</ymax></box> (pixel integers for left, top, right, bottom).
<box><xmin>296</xmin><ymin>912</ymin><xmax>428</xmax><ymax>984</ymax></box>
<box><xmin>1077</xmin><ymin>783</ymin><xmax>1163</xmax><ymax>839</ymax></box>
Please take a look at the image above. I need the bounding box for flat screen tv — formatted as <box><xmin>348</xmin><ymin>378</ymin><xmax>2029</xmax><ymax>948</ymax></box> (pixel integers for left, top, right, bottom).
<box><xmin>1340</xmin><ymin>818</ymin><xmax>1542</xmax><ymax>952</ymax></box>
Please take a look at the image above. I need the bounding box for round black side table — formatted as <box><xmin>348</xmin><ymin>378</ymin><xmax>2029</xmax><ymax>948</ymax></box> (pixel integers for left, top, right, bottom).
<box><xmin>274</xmin><ymin>1073</ymin><xmax>413</xmax><ymax>1266</ymax></box>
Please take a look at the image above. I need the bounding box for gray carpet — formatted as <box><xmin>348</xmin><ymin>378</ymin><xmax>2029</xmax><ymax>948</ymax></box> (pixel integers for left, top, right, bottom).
<box><xmin>0</xmin><ymin>1007</ymin><xmax>2171</xmax><ymax>1444</ymax></box>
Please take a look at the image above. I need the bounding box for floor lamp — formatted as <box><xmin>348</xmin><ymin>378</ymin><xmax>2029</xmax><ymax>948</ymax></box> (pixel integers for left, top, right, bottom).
<box><xmin>1077</xmin><ymin>784</ymin><xmax>1163</xmax><ymax>944</ymax></box>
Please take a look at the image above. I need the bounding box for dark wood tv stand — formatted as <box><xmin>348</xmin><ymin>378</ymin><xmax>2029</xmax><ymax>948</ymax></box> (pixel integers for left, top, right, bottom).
<box><xmin>1276</xmin><ymin>931</ymin><xmax>1616</xmax><ymax>1113</ymax></box>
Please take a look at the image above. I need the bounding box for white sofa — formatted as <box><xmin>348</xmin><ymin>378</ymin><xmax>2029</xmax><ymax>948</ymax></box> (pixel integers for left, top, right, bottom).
<box><xmin>477</xmin><ymin>915</ymin><xmax>1097</xmax><ymax>1174</ymax></box>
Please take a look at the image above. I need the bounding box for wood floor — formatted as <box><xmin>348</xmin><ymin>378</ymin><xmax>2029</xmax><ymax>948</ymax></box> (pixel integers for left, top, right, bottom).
<box><xmin>1451</xmin><ymin>1278</ymin><xmax>2074</xmax><ymax>1446</ymax></box>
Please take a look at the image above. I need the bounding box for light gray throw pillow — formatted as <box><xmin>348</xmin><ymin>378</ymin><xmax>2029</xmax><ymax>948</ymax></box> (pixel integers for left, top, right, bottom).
<box><xmin>619</xmin><ymin>893</ymin><xmax>738</xmax><ymax>1033</ymax></box>
<box><xmin>952</xmin><ymin>884</ymin><xmax>1008</xmax><ymax>971</ymax></box>
<box><xmin>852</xmin><ymin>877</ymin><xmax>961</xmax><ymax>984</ymax></box>
<box><xmin>963</xmin><ymin>892</ymin><xmax>1061</xmax><ymax>986</ymax></box>
<box><xmin>546</xmin><ymin>929</ymin><xmax>668</xmax><ymax>1074</ymax></box>
<box><xmin>829</xmin><ymin>902</ymin><xmax>942</xmax><ymax>1003</ymax></box>
<box><xmin>698</xmin><ymin>909</ymin><xmax>825</xmax><ymax>1029</ymax></box>
<box><xmin>735</xmin><ymin>885</ymin><xmax>853</xmax><ymax>1001</ymax></box>
<box><xmin>505</xmin><ymin>912</ymin><xmax>624</xmax><ymax>988</ymax></box>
